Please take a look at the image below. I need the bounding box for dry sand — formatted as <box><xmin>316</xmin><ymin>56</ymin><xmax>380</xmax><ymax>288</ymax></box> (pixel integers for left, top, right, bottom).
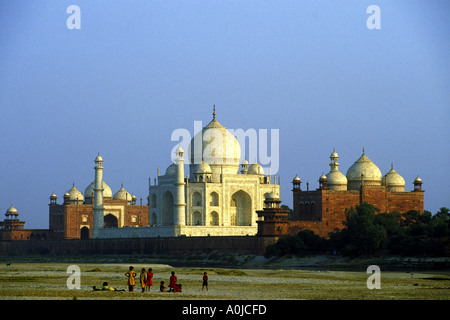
<box><xmin>0</xmin><ymin>261</ymin><xmax>449</xmax><ymax>300</ymax></box>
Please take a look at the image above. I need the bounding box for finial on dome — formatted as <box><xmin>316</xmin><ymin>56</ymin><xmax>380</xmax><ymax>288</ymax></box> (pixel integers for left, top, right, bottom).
<box><xmin>213</xmin><ymin>105</ymin><xmax>216</xmax><ymax>120</ymax></box>
<box><xmin>362</xmin><ymin>147</ymin><xmax>365</xmax><ymax>154</ymax></box>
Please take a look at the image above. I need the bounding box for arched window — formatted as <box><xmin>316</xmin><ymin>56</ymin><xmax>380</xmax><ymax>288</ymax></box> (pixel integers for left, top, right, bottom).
<box><xmin>192</xmin><ymin>211</ymin><xmax>202</xmax><ymax>226</ymax></box>
<box><xmin>192</xmin><ymin>192</ymin><xmax>202</xmax><ymax>207</ymax></box>
<box><xmin>210</xmin><ymin>192</ymin><xmax>219</xmax><ymax>206</ymax></box>
<box><xmin>209</xmin><ymin>211</ymin><xmax>219</xmax><ymax>226</ymax></box>
<box><xmin>162</xmin><ymin>191</ymin><xmax>174</xmax><ymax>226</ymax></box>
<box><xmin>151</xmin><ymin>194</ymin><xmax>157</xmax><ymax>208</ymax></box>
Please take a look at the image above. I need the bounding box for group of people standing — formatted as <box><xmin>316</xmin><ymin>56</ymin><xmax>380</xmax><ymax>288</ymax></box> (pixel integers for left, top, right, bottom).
<box><xmin>124</xmin><ymin>266</ymin><xmax>205</xmax><ymax>293</ymax></box>
<box><xmin>124</xmin><ymin>266</ymin><xmax>156</xmax><ymax>292</ymax></box>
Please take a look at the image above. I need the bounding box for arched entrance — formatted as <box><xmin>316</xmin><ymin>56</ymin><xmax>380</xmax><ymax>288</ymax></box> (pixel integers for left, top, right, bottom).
<box><xmin>230</xmin><ymin>190</ymin><xmax>252</xmax><ymax>226</ymax></box>
<box><xmin>80</xmin><ymin>226</ymin><xmax>90</xmax><ymax>239</ymax></box>
<box><xmin>104</xmin><ymin>214</ymin><xmax>118</xmax><ymax>228</ymax></box>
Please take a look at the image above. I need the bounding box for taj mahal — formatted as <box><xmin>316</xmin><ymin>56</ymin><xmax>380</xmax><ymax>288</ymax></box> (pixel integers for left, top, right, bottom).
<box><xmin>91</xmin><ymin>108</ymin><xmax>279</xmax><ymax>239</ymax></box>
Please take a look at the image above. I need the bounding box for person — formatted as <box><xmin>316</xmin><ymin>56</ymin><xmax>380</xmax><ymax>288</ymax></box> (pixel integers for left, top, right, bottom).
<box><xmin>146</xmin><ymin>268</ymin><xmax>154</xmax><ymax>291</ymax></box>
<box><xmin>140</xmin><ymin>268</ymin><xmax>147</xmax><ymax>293</ymax></box>
<box><xmin>102</xmin><ymin>281</ymin><xmax>125</xmax><ymax>292</ymax></box>
<box><xmin>102</xmin><ymin>281</ymin><xmax>115</xmax><ymax>291</ymax></box>
<box><xmin>125</xmin><ymin>266</ymin><xmax>136</xmax><ymax>292</ymax></box>
<box><xmin>202</xmin><ymin>272</ymin><xmax>208</xmax><ymax>291</ymax></box>
<box><xmin>160</xmin><ymin>281</ymin><xmax>167</xmax><ymax>292</ymax></box>
<box><xmin>168</xmin><ymin>271</ymin><xmax>177</xmax><ymax>292</ymax></box>
<box><xmin>92</xmin><ymin>282</ymin><xmax>125</xmax><ymax>292</ymax></box>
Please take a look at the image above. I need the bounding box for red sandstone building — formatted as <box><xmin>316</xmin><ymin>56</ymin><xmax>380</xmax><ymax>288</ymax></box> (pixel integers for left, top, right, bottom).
<box><xmin>287</xmin><ymin>150</ymin><xmax>424</xmax><ymax>238</ymax></box>
<box><xmin>0</xmin><ymin>206</ymin><xmax>50</xmax><ymax>241</ymax></box>
<box><xmin>49</xmin><ymin>183</ymin><xmax>148</xmax><ymax>239</ymax></box>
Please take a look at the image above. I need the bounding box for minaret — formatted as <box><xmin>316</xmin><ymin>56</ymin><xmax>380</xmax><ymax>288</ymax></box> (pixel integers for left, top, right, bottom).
<box><xmin>174</xmin><ymin>145</ymin><xmax>186</xmax><ymax>226</ymax></box>
<box><xmin>92</xmin><ymin>153</ymin><xmax>104</xmax><ymax>236</ymax></box>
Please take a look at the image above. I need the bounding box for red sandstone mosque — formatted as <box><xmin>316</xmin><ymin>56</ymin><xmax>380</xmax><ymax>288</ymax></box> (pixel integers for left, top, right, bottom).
<box><xmin>286</xmin><ymin>149</ymin><xmax>424</xmax><ymax>238</ymax></box>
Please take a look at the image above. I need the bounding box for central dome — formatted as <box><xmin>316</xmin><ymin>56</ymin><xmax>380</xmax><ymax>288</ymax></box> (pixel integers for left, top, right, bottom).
<box><xmin>188</xmin><ymin>108</ymin><xmax>241</xmax><ymax>177</ymax></box>
<box><xmin>85</xmin><ymin>180</ymin><xmax>113</xmax><ymax>202</ymax></box>
<box><xmin>346</xmin><ymin>151</ymin><xmax>382</xmax><ymax>190</ymax></box>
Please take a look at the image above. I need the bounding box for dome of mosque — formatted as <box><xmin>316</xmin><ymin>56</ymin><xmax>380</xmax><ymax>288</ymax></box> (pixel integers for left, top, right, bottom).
<box><xmin>293</xmin><ymin>175</ymin><xmax>301</xmax><ymax>182</ymax></box>
<box><xmin>68</xmin><ymin>184</ymin><xmax>84</xmax><ymax>202</ymax></box>
<box><xmin>188</xmin><ymin>107</ymin><xmax>241</xmax><ymax>170</ymax></box>
<box><xmin>346</xmin><ymin>151</ymin><xmax>382</xmax><ymax>190</ymax></box>
<box><xmin>248</xmin><ymin>162</ymin><xmax>264</xmax><ymax>175</ymax></box>
<box><xmin>382</xmin><ymin>165</ymin><xmax>405</xmax><ymax>186</ymax></box>
<box><xmin>326</xmin><ymin>169</ymin><xmax>347</xmax><ymax>186</ymax></box>
<box><xmin>382</xmin><ymin>164</ymin><xmax>405</xmax><ymax>192</ymax></box>
<box><xmin>113</xmin><ymin>185</ymin><xmax>132</xmax><ymax>202</ymax></box>
<box><xmin>84</xmin><ymin>180</ymin><xmax>113</xmax><ymax>199</ymax></box>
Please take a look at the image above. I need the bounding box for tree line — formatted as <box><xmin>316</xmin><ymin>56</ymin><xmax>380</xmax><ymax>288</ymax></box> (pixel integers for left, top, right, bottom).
<box><xmin>265</xmin><ymin>203</ymin><xmax>450</xmax><ymax>257</ymax></box>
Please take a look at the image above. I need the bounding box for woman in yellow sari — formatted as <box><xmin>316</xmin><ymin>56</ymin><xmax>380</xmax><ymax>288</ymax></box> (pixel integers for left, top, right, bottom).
<box><xmin>125</xmin><ymin>266</ymin><xmax>136</xmax><ymax>292</ymax></box>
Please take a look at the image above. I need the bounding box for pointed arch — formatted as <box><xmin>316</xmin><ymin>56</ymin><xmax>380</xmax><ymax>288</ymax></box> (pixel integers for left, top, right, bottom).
<box><xmin>230</xmin><ymin>190</ymin><xmax>252</xmax><ymax>226</ymax></box>
<box><xmin>162</xmin><ymin>191</ymin><xmax>174</xmax><ymax>226</ymax></box>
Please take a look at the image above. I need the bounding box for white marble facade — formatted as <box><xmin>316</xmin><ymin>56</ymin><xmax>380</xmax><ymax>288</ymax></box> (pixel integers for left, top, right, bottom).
<box><xmin>93</xmin><ymin>110</ymin><xmax>279</xmax><ymax>239</ymax></box>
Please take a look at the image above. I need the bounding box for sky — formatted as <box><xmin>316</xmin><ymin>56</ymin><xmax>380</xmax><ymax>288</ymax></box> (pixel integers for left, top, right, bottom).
<box><xmin>0</xmin><ymin>0</ymin><xmax>448</xmax><ymax>229</ymax></box>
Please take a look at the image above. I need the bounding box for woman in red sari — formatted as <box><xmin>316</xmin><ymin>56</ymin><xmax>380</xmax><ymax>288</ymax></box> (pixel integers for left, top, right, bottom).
<box><xmin>146</xmin><ymin>268</ymin><xmax>154</xmax><ymax>291</ymax></box>
<box><xmin>168</xmin><ymin>271</ymin><xmax>177</xmax><ymax>292</ymax></box>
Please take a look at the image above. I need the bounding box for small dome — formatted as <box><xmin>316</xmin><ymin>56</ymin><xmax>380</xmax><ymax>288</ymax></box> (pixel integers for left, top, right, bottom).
<box><xmin>326</xmin><ymin>169</ymin><xmax>347</xmax><ymax>187</ymax></box>
<box><xmin>293</xmin><ymin>175</ymin><xmax>301</xmax><ymax>182</ymax></box>
<box><xmin>382</xmin><ymin>165</ymin><xmax>405</xmax><ymax>186</ymax></box>
<box><xmin>330</xmin><ymin>150</ymin><xmax>339</xmax><ymax>159</ymax></box>
<box><xmin>68</xmin><ymin>184</ymin><xmax>84</xmax><ymax>202</ymax></box>
<box><xmin>248</xmin><ymin>162</ymin><xmax>264</xmax><ymax>175</ymax></box>
<box><xmin>113</xmin><ymin>185</ymin><xmax>132</xmax><ymax>202</ymax></box>
<box><xmin>242</xmin><ymin>159</ymin><xmax>249</xmax><ymax>166</ymax></box>
<box><xmin>266</xmin><ymin>192</ymin><xmax>279</xmax><ymax>200</ymax></box>
<box><xmin>319</xmin><ymin>174</ymin><xmax>327</xmax><ymax>181</ymax></box>
<box><xmin>50</xmin><ymin>193</ymin><xmax>57</xmax><ymax>199</ymax></box>
<box><xmin>414</xmin><ymin>176</ymin><xmax>422</xmax><ymax>183</ymax></box>
<box><xmin>165</xmin><ymin>163</ymin><xmax>177</xmax><ymax>176</ymax></box>
<box><xmin>95</xmin><ymin>154</ymin><xmax>103</xmax><ymax>162</ymax></box>
<box><xmin>6</xmin><ymin>206</ymin><xmax>18</xmax><ymax>215</ymax></box>
<box><xmin>85</xmin><ymin>180</ymin><xmax>113</xmax><ymax>199</ymax></box>
<box><xmin>195</xmin><ymin>161</ymin><xmax>212</xmax><ymax>174</ymax></box>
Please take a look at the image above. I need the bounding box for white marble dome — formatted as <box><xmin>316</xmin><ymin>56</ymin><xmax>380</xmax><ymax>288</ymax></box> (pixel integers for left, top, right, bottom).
<box><xmin>346</xmin><ymin>151</ymin><xmax>382</xmax><ymax>190</ymax></box>
<box><xmin>68</xmin><ymin>184</ymin><xmax>84</xmax><ymax>202</ymax></box>
<box><xmin>85</xmin><ymin>180</ymin><xmax>113</xmax><ymax>199</ymax></box>
<box><xmin>194</xmin><ymin>161</ymin><xmax>212</xmax><ymax>174</ymax></box>
<box><xmin>326</xmin><ymin>169</ymin><xmax>347</xmax><ymax>190</ymax></box>
<box><xmin>248</xmin><ymin>162</ymin><xmax>264</xmax><ymax>175</ymax></box>
<box><xmin>113</xmin><ymin>185</ymin><xmax>132</xmax><ymax>202</ymax></box>
<box><xmin>382</xmin><ymin>164</ymin><xmax>405</xmax><ymax>192</ymax></box>
<box><xmin>188</xmin><ymin>113</ymin><xmax>241</xmax><ymax>171</ymax></box>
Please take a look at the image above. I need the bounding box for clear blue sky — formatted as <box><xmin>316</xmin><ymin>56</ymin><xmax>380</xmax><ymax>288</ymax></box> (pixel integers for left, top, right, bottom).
<box><xmin>0</xmin><ymin>1</ymin><xmax>448</xmax><ymax>229</ymax></box>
